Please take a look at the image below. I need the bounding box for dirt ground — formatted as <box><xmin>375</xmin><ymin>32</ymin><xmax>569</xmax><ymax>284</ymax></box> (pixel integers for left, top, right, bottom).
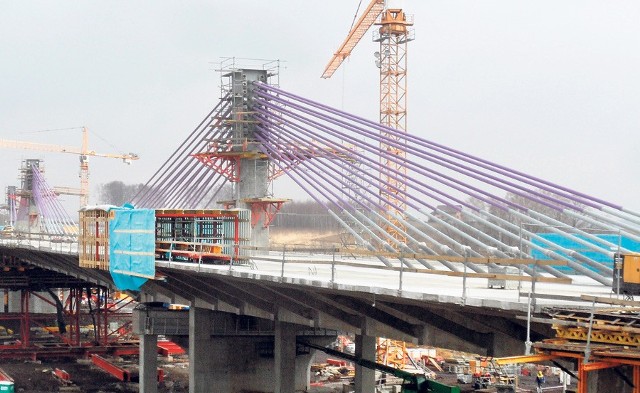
<box><xmin>0</xmin><ymin>355</ymin><xmax>189</xmax><ymax>393</ymax></box>
<box><xmin>0</xmin><ymin>354</ymin><xmax>575</xmax><ymax>393</ymax></box>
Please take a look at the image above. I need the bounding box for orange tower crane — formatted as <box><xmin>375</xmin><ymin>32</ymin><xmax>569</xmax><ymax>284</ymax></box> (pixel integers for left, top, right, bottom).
<box><xmin>322</xmin><ymin>1</ymin><xmax>414</xmax><ymax>245</ymax></box>
<box><xmin>0</xmin><ymin>127</ymin><xmax>139</xmax><ymax>207</ymax></box>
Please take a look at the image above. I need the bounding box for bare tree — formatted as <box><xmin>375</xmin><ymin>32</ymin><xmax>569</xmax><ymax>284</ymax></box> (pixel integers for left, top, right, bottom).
<box><xmin>98</xmin><ymin>181</ymin><xmax>146</xmax><ymax>206</ymax></box>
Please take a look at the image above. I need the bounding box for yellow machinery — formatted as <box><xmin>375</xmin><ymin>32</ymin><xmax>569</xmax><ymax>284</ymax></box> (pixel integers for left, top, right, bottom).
<box><xmin>612</xmin><ymin>254</ymin><xmax>640</xmax><ymax>297</ymax></box>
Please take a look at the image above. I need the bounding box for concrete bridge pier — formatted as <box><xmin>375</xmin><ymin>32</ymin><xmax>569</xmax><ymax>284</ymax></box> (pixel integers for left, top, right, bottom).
<box><xmin>354</xmin><ymin>333</ymin><xmax>376</xmax><ymax>393</ymax></box>
<box><xmin>1</xmin><ymin>289</ymin><xmax>56</xmax><ymax>314</ymax></box>
<box><xmin>584</xmin><ymin>362</ymin><xmax>639</xmax><ymax>393</ymax></box>
<box><xmin>189</xmin><ymin>307</ymin><xmax>215</xmax><ymax>393</ymax></box>
<box><xmin>274</xmin><ymin>321</ymin><xmax>297</xmax><ymax>393</ymax></box>
<box><xmin>7</xmin><ymin>289</ymin><xmax>20</xmax><ymax>312</ymax></box>
<box><xmin>134</xmin><ymin>305</ymin><xmax>323</xmax><ymax>393</ymax></box>
<box><xmin>140</xmin><ymin>332</ymin><xmax>158</xmax><ymax>393</ymax></box>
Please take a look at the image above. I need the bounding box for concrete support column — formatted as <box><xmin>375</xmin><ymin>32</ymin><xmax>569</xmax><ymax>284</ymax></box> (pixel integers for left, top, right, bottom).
<box><xmin>274</xmin><ymin>321</ymin><xmax>296</xmax><ymax>393</ymax></box>
<box><xmin>189</xmin><ymin>307</ymin><xmax>214</xmax><ymax>393</ymax></box>
<box><xmin>586</xmin><ymin>365</ymin><xmax>632</xmax><ymax>393</ymax></box>
<box><xmin>3</xmin><ymin>289</ymin><xmax>8</xmax><ymax>313</ymax></box>
<box><xmin>139</xmin><ymin>333</ymin><xmax>158</xmax><ymax>393</ymax></box>
<box><xmin>297</xmin><ymin>352</ymin><xmax>314</xmax><ymax>392</ymax></box>
<box><xmin>8</xmin><ymin>290</ymin><xmax>21</xmax><ymax>313</ymax></box>
<box><xmin>354</xmin><ymin>334</ymin><xmax>376</xmax><ymax>393</ymax></box>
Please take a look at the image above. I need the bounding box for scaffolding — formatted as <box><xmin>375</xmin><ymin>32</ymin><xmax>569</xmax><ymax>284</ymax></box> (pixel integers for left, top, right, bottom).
<box><xmin>78</xmin><ymin>208</ymin><xmax>110</xmax><ymax>269</ymax></box>
<box><xmin>154</xmin><ymin>208</ymin><xmax>243</xmax><ymax>263</ymax></box>
<box><xmin>79</xmin><ymin>207</ymin><xmax>248</xmax><ymax>268</ymax></box>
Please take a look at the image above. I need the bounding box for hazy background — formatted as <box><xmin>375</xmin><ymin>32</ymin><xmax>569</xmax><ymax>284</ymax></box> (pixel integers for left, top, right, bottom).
<box><xmin>0</xmin><ymin>1</ymin><xmax>638</xmax><ymax>213</ymax></box>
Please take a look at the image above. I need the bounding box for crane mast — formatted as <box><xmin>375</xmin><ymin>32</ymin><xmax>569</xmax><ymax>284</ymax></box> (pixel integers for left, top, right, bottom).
<box><xmin>375</xmin><ymin>8</ymin><xmax>413</xmax><ymax>244</ymax></box>
<box><xmin>322</xmin><ymin>1</ymin><xmax>414</xmax><ymax>247</ymax></box>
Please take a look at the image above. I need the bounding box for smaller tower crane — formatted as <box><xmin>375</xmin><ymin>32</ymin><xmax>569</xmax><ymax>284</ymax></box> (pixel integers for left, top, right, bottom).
<box><xmin>0</xmin><ymin>127</ymin><xmax>139</xmax><ymax>207</ymax></box>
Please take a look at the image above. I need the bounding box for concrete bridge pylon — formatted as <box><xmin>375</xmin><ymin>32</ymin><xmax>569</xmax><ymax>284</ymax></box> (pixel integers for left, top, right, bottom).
<box><xmin>209</xmin><ymin>64</ymin><xmax>288</xmax><ymax>251</ymax></box>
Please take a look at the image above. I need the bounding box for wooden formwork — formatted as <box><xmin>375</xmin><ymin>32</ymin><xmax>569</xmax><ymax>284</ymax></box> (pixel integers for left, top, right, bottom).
<box><xmin>78</xmin><ymin>209</ymin><xmax>112</xmax><ymax>270</ymax></box>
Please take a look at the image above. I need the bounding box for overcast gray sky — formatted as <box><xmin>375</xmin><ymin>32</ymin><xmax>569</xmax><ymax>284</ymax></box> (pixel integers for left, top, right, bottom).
<box><xmin>0</xmin><ymin>1</ymin><xmax>638</xmax><ymax>213</ymax></box>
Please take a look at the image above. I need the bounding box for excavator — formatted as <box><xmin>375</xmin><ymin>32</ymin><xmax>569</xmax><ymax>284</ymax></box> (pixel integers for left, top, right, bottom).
<box><xmin>299</xmin><ymin>340</ymin><xmax>461</xmax><ymax>393</ymax></box>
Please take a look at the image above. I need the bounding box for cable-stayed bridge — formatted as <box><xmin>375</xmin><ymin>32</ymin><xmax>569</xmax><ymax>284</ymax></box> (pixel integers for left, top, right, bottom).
<box><xmin>130</xmin><ymin>69</ymin><xmax>639</xmax><ymax>290</ymax></box>
<box><xmin>2</xmin><ymin>65</ymin><xmax>640</xmax><ymax>393</ymax></box>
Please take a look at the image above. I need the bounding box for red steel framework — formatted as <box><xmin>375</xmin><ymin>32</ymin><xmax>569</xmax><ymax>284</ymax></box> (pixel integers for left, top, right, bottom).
<box><xmin>0</xmin><ymin>288</ymin><xmax>136</xmax><ymax>359</ymax></box>
<box><xmin>193</xmin><ymin>145</ymin><xmax>289</xmax><ymax>230</ymax></box>
<box><xmin>246</xmin><ymin>198</ymin><xmax>289</xmax><ymax>229</ymax></box>
<box><xmin>196</xmin><ymin>142</ymin><xmax>341</xmax><ymax>230</ymax></box>
<box><xmin>220</xmin><ymin>198</ymin><xmax>288</xmax><ymax>229</ymax></box>
<box><xmin>193</xmin><ymin>143</ymin><xmax>341</xmax><ymax>183</ymax></box>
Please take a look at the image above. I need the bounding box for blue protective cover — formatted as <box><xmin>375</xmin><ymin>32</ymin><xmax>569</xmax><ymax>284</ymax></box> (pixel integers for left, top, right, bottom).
<box><xmin>531</xmin><ymin>233</ymin><xmax>640</xmax><ymax>272</ymax></box>
<box><xmin>108</xmin><ymin>207</ymin><xmax>155</xmax><ymax>290</ymax></box>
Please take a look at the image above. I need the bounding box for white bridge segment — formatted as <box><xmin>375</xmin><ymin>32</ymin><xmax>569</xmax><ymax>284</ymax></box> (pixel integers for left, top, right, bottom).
<box><xmin>0</xmin><ymin>237</ymin><xmax>614</xmax><ymax>313</ymax></box>
<box><xmin>0</xmin><ymin>237</ymin><xmax>78</xmax><ymax>254</ymax></box>
<box><xmin>156</xmin><ymin>250</ymin><xmax>613</xmax><ymax>313</ymax></box>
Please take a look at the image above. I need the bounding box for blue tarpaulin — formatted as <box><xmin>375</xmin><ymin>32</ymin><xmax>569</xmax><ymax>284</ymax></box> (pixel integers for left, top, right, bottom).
<box><xmin>108</xmin><ymin>207</ymin><xmax>155</xmax><ymax>291</ymax></box>
<box><xmin>531</xmin><ymin>233</ymin><xmax>640</xmax><ymax>272</ymax></box>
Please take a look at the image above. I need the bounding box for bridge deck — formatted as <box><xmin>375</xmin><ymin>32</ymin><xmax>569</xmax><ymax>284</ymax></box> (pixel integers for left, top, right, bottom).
<box><xmin>156</xmin><ymin>251</ymin><xmax>613</xmax><ymax>313</ymax></box>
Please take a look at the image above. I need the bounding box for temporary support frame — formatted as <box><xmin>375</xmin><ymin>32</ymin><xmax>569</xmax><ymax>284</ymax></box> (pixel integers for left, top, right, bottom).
<box><xmin>245</xmin><ymin>198</ymin><xmax>289</xmax><ymax>229</ymax></box>
<box><xmin>497</xmin><ymin>350</ymin><xmax>640</xmax><ymax>393</ymax></box>
<box><xmin>0</xmin><ymin>287</ymin><xmax>134</xmax><ymax>358</ymax></box>
<box><xmin>193</xmin><ymin>150</ymin><xmax>268</xmax><ymax>183</ymax></box>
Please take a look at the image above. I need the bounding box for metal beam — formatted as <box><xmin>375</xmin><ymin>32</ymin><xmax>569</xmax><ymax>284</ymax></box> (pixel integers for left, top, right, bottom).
<box><xmin>582</xmin><ymin>361</ymin><xmax>621</xmax><ymax>372</ymax></box>
<box><xmin>494</xmin><ymin>354</ymin><xmax>558</xmax><ymax>365</ymax></box>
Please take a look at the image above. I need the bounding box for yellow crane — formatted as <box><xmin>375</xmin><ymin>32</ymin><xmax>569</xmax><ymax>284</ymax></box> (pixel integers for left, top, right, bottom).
<box><xmin>323</xmin><ymin>0</ymin><xmax>414</xmax><ymax>245</ymax></box>
<box><xmin>0</xmin><ymin>127</ymin><xmax>139</xmax><ymax>207</ymax></box>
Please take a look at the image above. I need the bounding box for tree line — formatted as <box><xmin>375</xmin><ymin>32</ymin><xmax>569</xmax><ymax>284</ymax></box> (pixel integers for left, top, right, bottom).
<box><xmin>98</xmin><ymin>181</ymin><xmax>339</xmax><ymax>231</ymax></box>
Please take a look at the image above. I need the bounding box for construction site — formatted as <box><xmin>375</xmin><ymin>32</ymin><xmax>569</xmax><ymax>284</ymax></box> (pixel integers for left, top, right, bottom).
<box><xmin>1</xmin><ymin>1</ymin><xmax>639</xmax><ymax>393</ymax></box>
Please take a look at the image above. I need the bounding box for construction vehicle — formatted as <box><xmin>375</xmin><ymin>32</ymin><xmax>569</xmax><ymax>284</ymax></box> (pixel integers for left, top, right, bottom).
<box><xmin>299</xmin><ymin>340</ymin><xmax>461</xmax><ymax>393</ymax></box>
<box><xmin>612</xmin><ymin>253</ymin><xmax>640</xmax><ymax>298</ymax></box>
<box><xmin>0</xmin><ymin>127</ymin><xmax>138</xmax><ymax>207</ymax></box>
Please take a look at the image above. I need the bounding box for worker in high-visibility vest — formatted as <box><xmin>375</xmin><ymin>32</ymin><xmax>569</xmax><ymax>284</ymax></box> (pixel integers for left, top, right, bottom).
<box><xmin>536</xmin><ymin>370</ymin><xmax>545</xmax><ymax>388</ymax></box>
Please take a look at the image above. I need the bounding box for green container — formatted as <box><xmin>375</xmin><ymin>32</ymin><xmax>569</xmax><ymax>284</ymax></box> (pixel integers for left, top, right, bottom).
<box><xmin>0</xmin><ymin>381</ymin><xmax>14</xmax><ymax>393</ymax></box>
